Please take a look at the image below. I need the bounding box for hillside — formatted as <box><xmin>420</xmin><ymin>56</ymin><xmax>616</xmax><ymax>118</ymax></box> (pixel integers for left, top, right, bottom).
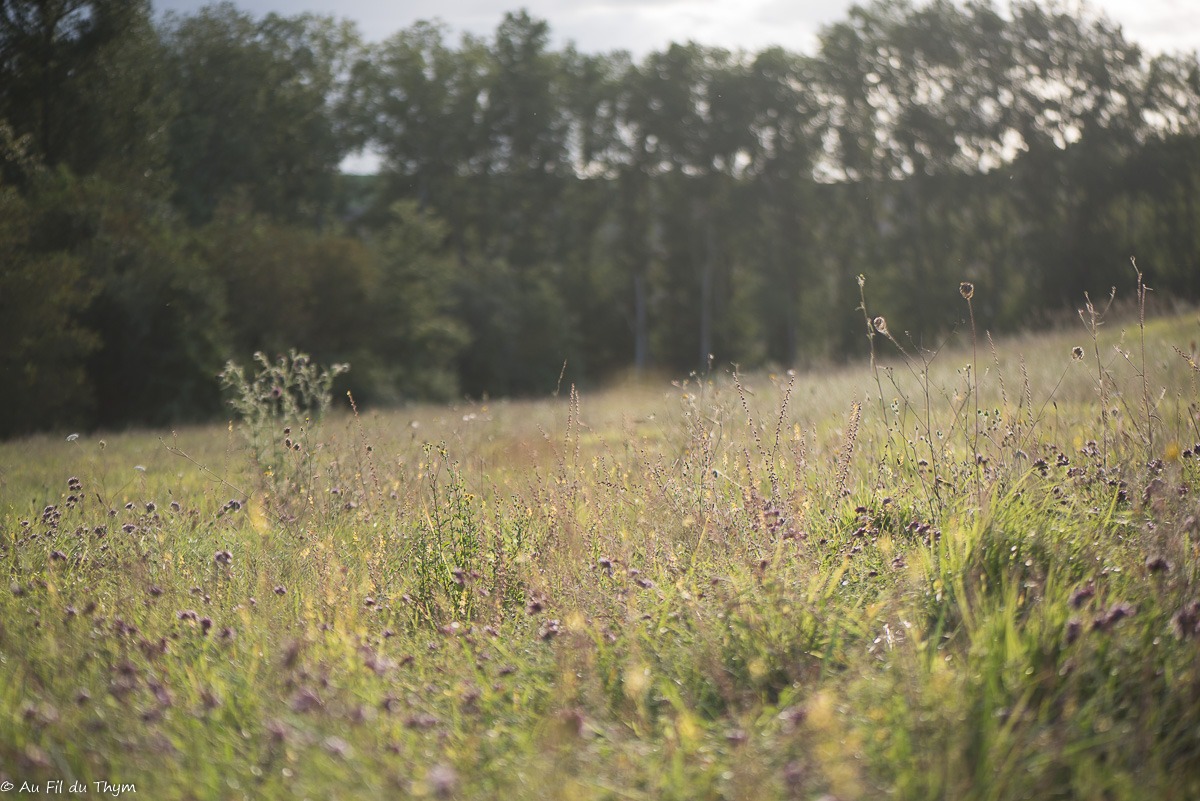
<box><xmin>1</xmin><ymin>308</ymin><xmax>1199</xmax><ymax>799</ymax></box>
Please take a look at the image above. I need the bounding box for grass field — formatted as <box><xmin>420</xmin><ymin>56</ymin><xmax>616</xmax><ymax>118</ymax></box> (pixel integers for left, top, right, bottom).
<box><xmin>3</xmin><ymin>300</ymin><xmax>1200</xmax><ymax>800</ymax></box>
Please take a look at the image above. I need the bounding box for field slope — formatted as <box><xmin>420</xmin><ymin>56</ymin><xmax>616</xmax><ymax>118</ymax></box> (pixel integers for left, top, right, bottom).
<box><xmin>2</xmin><ymin>310</ymin><xmax>1200</xmax><ymax>800</ymax></box>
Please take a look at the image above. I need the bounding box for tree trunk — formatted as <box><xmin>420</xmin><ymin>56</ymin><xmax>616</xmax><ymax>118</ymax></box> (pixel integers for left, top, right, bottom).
<box><xmin>697</xmin><ymin>197</ymin><xmax>714</xmax><ymax>371</ymax></box>
<box><xmin>633</xmin><ymin>269</ymin><xmax>648</xmax><ymax>373</ymax></box>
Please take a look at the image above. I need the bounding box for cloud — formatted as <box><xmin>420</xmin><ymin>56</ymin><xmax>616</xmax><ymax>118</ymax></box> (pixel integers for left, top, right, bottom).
<box><xmin>754</xmin><ymin>0</ymin><xmax>851</xmax><ymax>30</ymax></box>
<box><xmin>154</xmin><ymin>0</ymin><xmax>1199</xmax><ymax>56</ymax></box>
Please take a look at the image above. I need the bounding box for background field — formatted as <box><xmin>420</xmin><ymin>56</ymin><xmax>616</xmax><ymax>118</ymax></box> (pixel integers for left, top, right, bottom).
<box><xmin>2</xmin><ymin>302</ymin><xmax>1199</xmax><ymax>799</ymax></box>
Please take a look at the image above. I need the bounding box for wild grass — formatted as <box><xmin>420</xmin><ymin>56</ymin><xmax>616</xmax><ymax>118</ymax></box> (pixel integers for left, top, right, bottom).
<box><xmin>2</xmin><ymin>296</ymin><xmax>1200</xmax><ymax>800</ymax></box>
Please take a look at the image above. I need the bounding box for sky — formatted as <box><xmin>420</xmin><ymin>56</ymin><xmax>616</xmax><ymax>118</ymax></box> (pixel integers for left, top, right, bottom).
<box><xmin>153</xmin><ymin>0</ymin><xmax>1200</xmax><ymax>58</ymax></box>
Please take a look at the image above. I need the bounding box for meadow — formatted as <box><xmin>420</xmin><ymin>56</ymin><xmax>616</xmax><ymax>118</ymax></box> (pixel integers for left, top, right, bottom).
<box><xmin>2</xmin><ymin>290</ymin><xmax>1200</xmax><ymax>800</ymax></box>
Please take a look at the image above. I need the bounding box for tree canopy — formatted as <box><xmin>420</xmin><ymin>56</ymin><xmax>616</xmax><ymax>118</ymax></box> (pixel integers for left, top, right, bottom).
<box><xmin>3</xmin><ymin>0</ymin><xmax>1200</xmax><ymax>436</ymax></box>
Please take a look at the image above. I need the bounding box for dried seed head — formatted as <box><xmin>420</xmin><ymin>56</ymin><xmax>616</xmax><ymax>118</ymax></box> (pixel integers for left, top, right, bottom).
<box><xmin>1072</xmin><ymin>346</ymin><xmax>1085</xmax><ymax>360</ymax></box>
<box><xmin>873</xmin><ymin>316</ymin><xmax>889</xmax><ymax>336</ymax></box>
<box><xmin>959</xmin><ymin>281</ymin><xmax>974</xmax><ymax>300</ymax></box>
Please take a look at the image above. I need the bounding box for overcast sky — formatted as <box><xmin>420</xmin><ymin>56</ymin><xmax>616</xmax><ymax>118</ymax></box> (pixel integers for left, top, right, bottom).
<box><xmin>154</xmin><ymin>0</ymin><xmax>1200</xmax><ymax>58</ymax></box>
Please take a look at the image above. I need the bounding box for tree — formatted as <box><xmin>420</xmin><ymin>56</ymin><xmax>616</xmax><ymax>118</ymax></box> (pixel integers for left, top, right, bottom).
<box><xmin>0</xmin><ymin>0</ymin><xmax>168</xmax><ymax>189</ymax></box>
<box><xmin>742</xmin><ymin>46</ymin><xmax>824</xmax><ymax>364</ymax></box>
<box><xmin>480</xmin><ymin>11</ymin><xmax>572</xmax><ymax>267</ymax></box>
<box><xmin>369</xmin><ymin>202</ymin><xmax>467</xmax><ymax>401</ymax></box>
<box><xmin>345</xmin><ymin>22</ymin><xmax>488</xmax><ymax>236</ymax></box>
<box><xmin>0</xmin><ymin>176</ymin><xmax>97</xmax><ymax>436</ymax></box>
<box><xmin>162</xmin><ymin>3</ymin><xmax>358</xmax><ymax>224</ymax></box>
<box><xmin>630</xmin><ymin>43</ymin><xmax>759</xmax><ymax>370</ymax></box>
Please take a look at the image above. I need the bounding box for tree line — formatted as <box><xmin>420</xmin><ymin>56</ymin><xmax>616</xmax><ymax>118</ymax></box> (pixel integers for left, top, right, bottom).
<box><xmin>3</xmin><ymin>0</ymin><xmax>1199</xmax><ymax>436</ymax></box>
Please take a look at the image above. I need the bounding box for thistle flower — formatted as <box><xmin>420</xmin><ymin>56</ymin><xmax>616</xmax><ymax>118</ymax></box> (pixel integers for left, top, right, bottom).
<box><xmin>1171</xmin><ymin>601</ymin><xmax>1200</xmax><ymax>639</ymax></box>
<box><xmin>266</xmin><ymin>719</ymin><xmax>288</xmax><ymax>742</ymax></box>
<box><xmin>323</xmin><ymin>736</ymin><xmax>351</xmax><ymax>758</ymax></box>
<box><xmin>1069</xmin><ymin>582</ymin><xmax>1094</xmax><ymax>609</ymax></box>
<box><xmin>290</xmin><ymin>688</ymin><xmax>323</xmax><ymax>713</ymax></box>
<box><xmin>1145</xmin><ymin>555</ymin><xmax>1170</xmax><ymax>573</ymax></box>
<box><xmin>1092</xmin><ymin>601</ymin><xmax>1135</xmax><ymax>631</ymax></box>
<box><xmin>427</xmin><ymin>764</ymin><xmax>458</xmax><ymax>799</ymax></box>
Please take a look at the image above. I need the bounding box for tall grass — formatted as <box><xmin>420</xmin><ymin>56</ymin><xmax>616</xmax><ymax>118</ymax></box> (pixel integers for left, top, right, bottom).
<box><xmin>1</xmin><ymin>295</ymin><xmax>1199</xmax><ymax>800</ymax></box>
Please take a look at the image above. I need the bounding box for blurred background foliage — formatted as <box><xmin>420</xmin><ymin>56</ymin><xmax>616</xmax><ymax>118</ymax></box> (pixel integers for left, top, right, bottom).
<box><xmin>2</xmin><ymin>0</ymin><xmax>1200</xmax><ymax>436</ymax></box>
